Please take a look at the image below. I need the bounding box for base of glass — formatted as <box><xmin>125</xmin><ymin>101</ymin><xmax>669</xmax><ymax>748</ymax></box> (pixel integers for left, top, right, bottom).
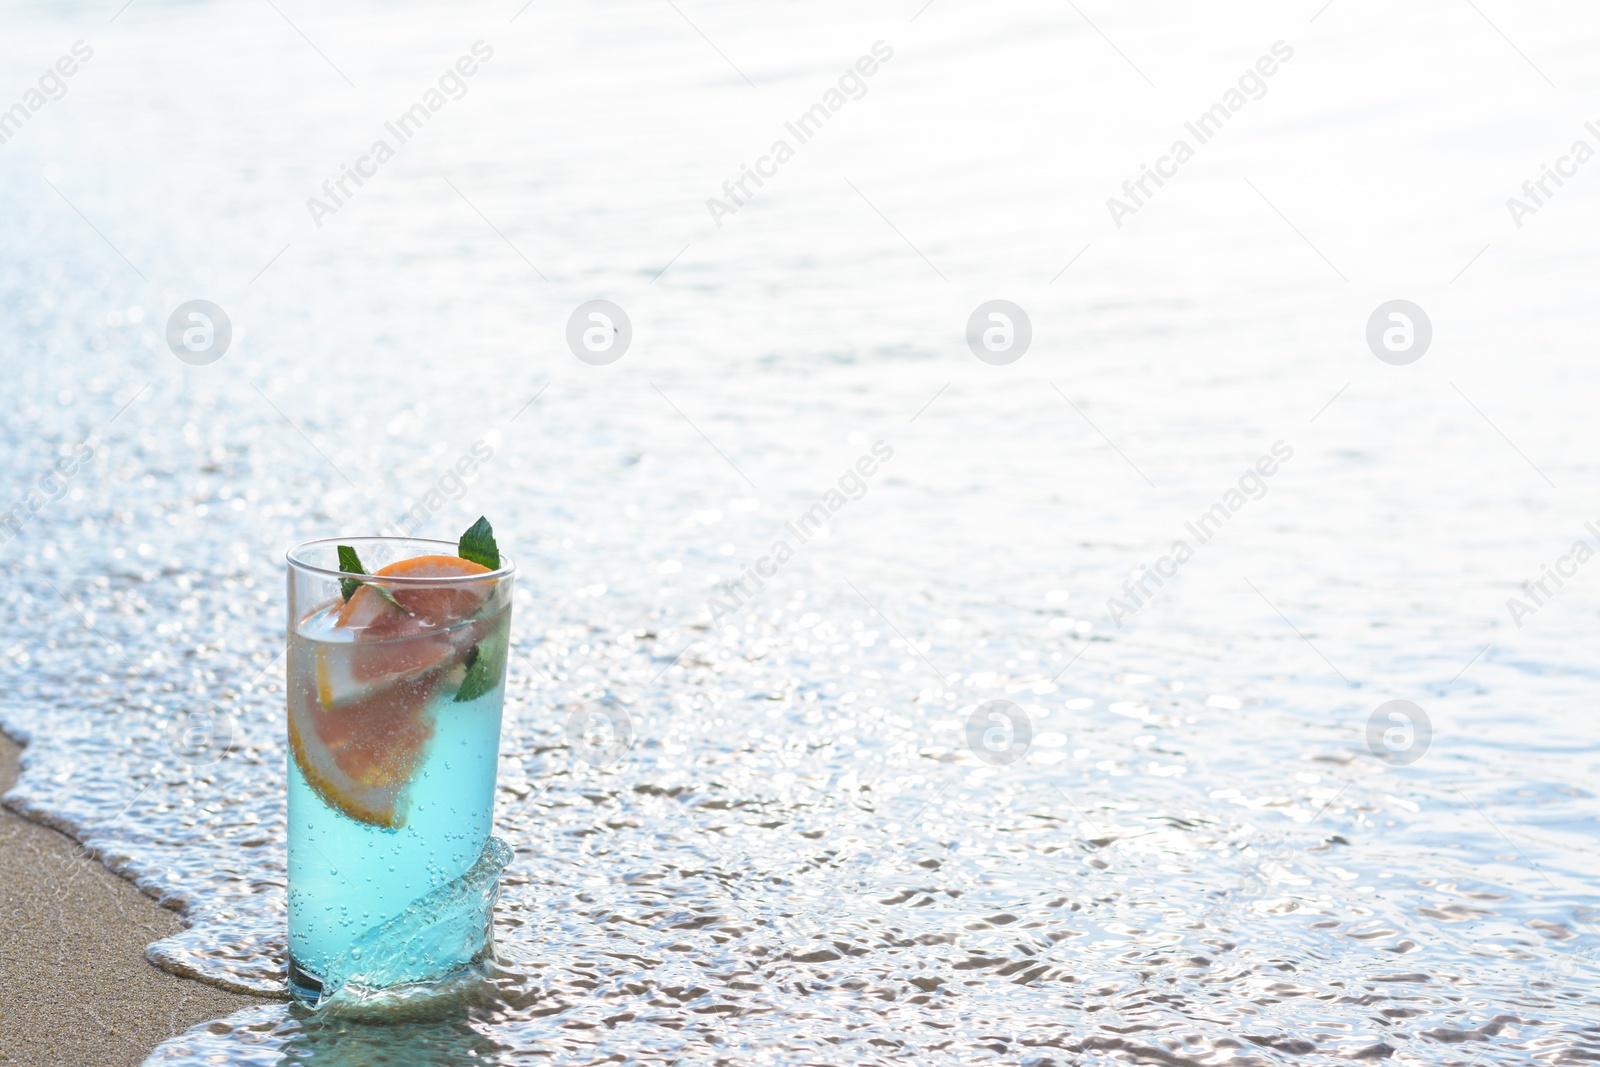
<box><xmin>286</xmin><ymin>947</ymin><xmax>497</xmax><ymax>1013</ymax></box>
<box><xmin>286</xmin><ymin>954</ymin><xmax>325</xmax><ymax>1005</ymax></box>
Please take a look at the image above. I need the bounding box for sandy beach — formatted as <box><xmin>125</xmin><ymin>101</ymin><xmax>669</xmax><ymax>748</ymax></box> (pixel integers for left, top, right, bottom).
<box><xmin>0</xmin><ymin>736</ymin><xmax>263</xmax><ymax>1067</ymax></box>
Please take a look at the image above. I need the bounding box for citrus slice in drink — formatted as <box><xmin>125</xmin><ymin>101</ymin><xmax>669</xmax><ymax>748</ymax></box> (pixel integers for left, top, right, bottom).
<box><xmin>290</xmin><ymin>555</ymin><xmax>496</xmax><ymax>828</ymax></box>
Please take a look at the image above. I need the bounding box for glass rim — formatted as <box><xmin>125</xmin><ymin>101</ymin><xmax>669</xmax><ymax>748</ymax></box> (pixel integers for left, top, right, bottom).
<box><xmin>285</xmin><ymin>535</ymin><xmax>516</xmax><ymax>584</ymax></box>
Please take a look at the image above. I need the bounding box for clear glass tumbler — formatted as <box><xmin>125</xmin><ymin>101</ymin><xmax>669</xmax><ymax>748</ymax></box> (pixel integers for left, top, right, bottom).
<box><xmin>285</xmin><ymin>536</ymin><xmax>514</xmax><ymax>1004</ymax></box>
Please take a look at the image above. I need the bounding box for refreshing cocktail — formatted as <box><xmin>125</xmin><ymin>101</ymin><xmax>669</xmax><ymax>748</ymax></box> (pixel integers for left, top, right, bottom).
<box><xmin>284</xmin><ymin>521</ymin><xmax>514</xmax><ymax>1004</ymax></box>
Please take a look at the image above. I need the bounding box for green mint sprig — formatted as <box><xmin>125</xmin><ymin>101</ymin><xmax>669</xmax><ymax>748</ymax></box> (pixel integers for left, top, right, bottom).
<box><xmin>336</xmin><ymin>545</ymin><xmax>366</xmax><ymax>601</ymax></box>
<box><xmin>453</xmin><ymin>516</ymin><xmax>507</xmax><ymax>700</ymax></box>
<box><xmin>458</xmin><ymin>516</ymin><xmax>500</xmax><ymax>570</ymax></box>
<box><xmin>335</xmin><ymin>544</ymin><xmax>412</xmax><ymax>615</ymax></box>
<box><xmin>455</xmin><ymin>612</ymin><xmax>509</xmax><ymax>702</ymax></box>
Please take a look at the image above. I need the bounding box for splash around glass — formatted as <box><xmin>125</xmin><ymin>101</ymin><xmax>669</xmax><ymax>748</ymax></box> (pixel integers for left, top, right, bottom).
<box><xmin>284</xmin><ymin>535</ymin><xmax>515</xmax><ymax>1006</ymax></box>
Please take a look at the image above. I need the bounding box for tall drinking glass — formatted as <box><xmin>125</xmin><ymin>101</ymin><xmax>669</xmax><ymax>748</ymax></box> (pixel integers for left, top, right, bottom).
<box><xmin>285</xmin><ymin>537</ymin><xmax>514</xmax><ymax>1004</ymax></box>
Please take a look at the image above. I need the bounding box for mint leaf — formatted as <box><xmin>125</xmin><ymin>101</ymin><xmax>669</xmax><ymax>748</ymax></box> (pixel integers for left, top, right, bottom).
<box><xmin>370</xmin><ymin>583</ymin><xmax>412</xmax><ymax>616</ymax></box>
<box><xmin>336</xmin><ymin>545</ymin><xmax>366</xmax><ymax>601</ymax></box>
<box><xmin>459</xmin><ymin>516</ymin><xmax>500</xmax><ymax>570</ymax></box>
<box><xmin>455</xmin><ymin>612</ymin><xmax>510</xmax><ymax>703</ymax></box>
<box><xmin>335</xmin><ymin>544</ymin><xmax>412</xmax><ymax>615</ymax></box>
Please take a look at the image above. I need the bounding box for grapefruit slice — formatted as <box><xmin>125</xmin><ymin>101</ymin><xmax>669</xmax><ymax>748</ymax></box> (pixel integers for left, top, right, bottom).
<box><xmin>291</xmin><ymin>555</ymin><xmax>498</xmax><ymax>829</ymax></box>
<box><xmin>290</xmin><ymin>665</ymin><xmax>447</xmax><ymax>829</ymax></box>
<box><xmin>336</xmin><ymin>555</ymin><xmax>493</xmax><ymax>633</ymax></box>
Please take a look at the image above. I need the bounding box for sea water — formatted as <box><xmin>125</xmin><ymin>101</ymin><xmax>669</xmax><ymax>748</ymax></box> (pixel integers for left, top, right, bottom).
<box><xmin>286</xmin><ymin>604</ymin><xmax>508</xmax><ymax>997</ymax></box>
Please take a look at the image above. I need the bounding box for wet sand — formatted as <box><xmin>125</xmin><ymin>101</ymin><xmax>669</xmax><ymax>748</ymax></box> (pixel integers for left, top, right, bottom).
<box><xmin>0</xmin><ymin>736</ymin><xmax>265</xmax><ymax>1067</ymax></box>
